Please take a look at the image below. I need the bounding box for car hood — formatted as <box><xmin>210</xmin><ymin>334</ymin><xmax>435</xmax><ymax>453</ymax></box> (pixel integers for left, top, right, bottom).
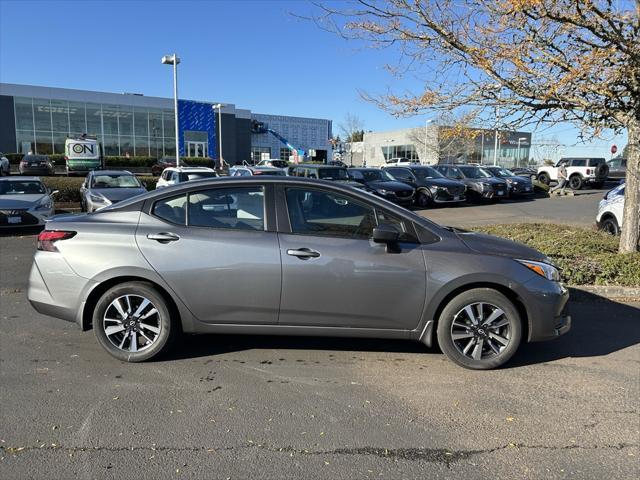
<box><xmin>505</xmin><ymin>175</ymin><xmax>532</xmax><ymax>184</ymax></box>
<box><xmin>0</xmin><ymin>194</ymin><xmax>47</xmax><ymax>209</ymax></box>
<box><xmin>454</xmin><ymin>229</ymin><xmax>547</xmax><ymax>262</ymax></box>
<box><xmin>367</xmin><ymin>180</ymin><xmax>414</xmax><ymax>191</ymax></box>
<box><xmin>91</xmin><ymin>187</ymin><xmax>147</xmax><ymax>202</ymax></box>
<box><xmin>420</xmin><ymin>177</ymin><xmax>465</xmax><ymax>188</ymax></box>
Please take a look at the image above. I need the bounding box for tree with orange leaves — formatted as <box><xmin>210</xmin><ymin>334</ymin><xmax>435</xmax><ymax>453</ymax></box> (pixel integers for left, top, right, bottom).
<box><xmin>314</xmin><ymin>0</ymin><xmax>639</xmax><ymax>252</ymax></box>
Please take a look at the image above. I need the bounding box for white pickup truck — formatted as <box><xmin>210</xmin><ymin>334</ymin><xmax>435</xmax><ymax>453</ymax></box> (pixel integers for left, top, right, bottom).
<box><xmin>537</xmin><ymin>157</ymin><xmax>609</xmax><ymax>190</ymax></box>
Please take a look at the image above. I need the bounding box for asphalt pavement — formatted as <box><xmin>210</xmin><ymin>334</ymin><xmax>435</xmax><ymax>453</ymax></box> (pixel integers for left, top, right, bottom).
<box><xmin>1</xmin><ymin>227</ymin><xmax>639</xmax><ymax>479</ymax></box>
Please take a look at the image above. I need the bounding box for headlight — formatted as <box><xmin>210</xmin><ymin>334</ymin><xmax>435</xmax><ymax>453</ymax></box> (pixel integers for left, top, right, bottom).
<box><xmin>34</xmin><ymin>198</ymin><xmax>52</xmax><ymax>211</ymax></box>
<box><xmin>516</xmin><ymin>259</ymin><xmax>560</xmax><ymax>282</ymax></box>
<box><xmin>376</xmin><ymin>189</ymin><xmax>392</xmax><ymax>195</ymax></box>
<box><xmin>428</xmin><ymin>185</ymin><xmax>439</xmax><ymax>193</ymax></box>
<box><xmin>89</xmin><ymin>193</ymin><xmax>111</xmax><ymax>205</ymax></box>
<box><xmin>481</xmin><ymin>182</ymin><xmax>492</xmax><ymax>190</ymax></box>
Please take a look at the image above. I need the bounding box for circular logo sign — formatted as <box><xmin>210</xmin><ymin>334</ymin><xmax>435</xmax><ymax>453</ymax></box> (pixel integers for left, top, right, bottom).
<box><xmin>72</xmin><ymin>144</ymin><xmax>85</xmax><ymax>154</ymax></box>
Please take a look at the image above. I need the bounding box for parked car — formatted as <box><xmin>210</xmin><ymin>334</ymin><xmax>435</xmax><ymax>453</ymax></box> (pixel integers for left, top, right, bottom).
<box><xmin>0</xmin><ymin>152</ymin><xmax>10</xmax><ymax>176</ymax></box>
<box><xmin>606</xmin><ymin>157</ymin><xmax>627</xmax><ymax>180</ymax></box>
<box><xmin>596</xmin><ymin>182</ymin><xmax>625</xmax><ymax>235</ymax></box>
<box><xmin>151</xmin><ymin>157</ymin><xmax>178</xmax><ymax>177</ymax></box>
<box><xmin>537</xmin><ymin>157</ymin><xmax>609</xmax><ymax>190</ymax></box>
<box><xmin>328</xmin><ymin>160</ymin><xmax>348</xmax><ymax>167</ymax></box>
<box><xmin>156</xmin><ymin>167</ymin><xmax>218</xmax><ymax>189</ymax></box>
<box><xmin>19</xmin><ymin>155</ymin><xmax>55</xmax><ymax>176</ymax></box>
<box><xmin>229</xmin><ymin>166</ymin><xmax>287</xmax><ymax>176</ymax></box>
<box><xmin>80</xmin><ymin>170</ymin><xmax>147</xmax><ymax>212</ymax></box>
<box><xmin>256</xmin><ymin>159</ymin><xmax>289</xmax><ymax>169</ymax></box>
<box><xmin>347</xmin><ymin>168</ymin><xmax>415</xmax><ymax>206</ymax></box>
<box><xmin>0</xmin><ymin>177</ymin><xmax>56</xmax><ymax>227</ymax></box>
<box><xmin>509</xmin><ymin>167</ymin><xmax>550</xmax><ymax>195</ymax></box>
<box><xmin>434</xmin><ymin>164</ymin><xmax>508</xmax><ymax>201</ymax></box>
<box><xmin>483</xmin><ymin>166</ymin><xmax>534</xmax><ymax>196</ymax></box>
<box><xmin>288</xmin><ymin>164</ymin><xmax>365</xmax><ymax>189</ymax></box>
<box><xmin>381</xmin><ymin>157</ymin><xmax>421</xmax><ymax>168</ymax></box>
<box><xmin>28</xmin><ymin>176</ymin><xmax>570</xmax><ymax>370</ymax></box>
<box><xmin>385</xmin><ymin>166</ymin><xmax>467</xmax><ymax>208</ymax></box>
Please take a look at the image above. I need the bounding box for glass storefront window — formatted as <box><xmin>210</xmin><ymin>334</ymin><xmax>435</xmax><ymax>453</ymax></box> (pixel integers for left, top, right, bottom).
<box><xmin>86</xmin><ymin>103</ymin><xmax>102</xmax><ymax>136</ymax></box>
<box><xmin>118</xmin><ymin>105</ymin><xmax>133</xmax><ymax>137</ymax></box>
<box><xmin>150</xmin><ymin>137</ymin><xmax>163</xmax><ymax>159</ymax></box>
<box><xmin>35</xmin><ymin>131</ymin><xmax>53</xmax><ymax>155</ymax></box>
<box><xmin>16</xmin><ymin>130</ymin><xmax>35</xmax><ymax>154</ymax></box>
<box><xmin>51</xmin><ymin>99</ymin><xmax>69</xmax><ymax>133</ymax></box>
<box><xmin>68</xmin><ymin>101</ymin><xmax>86</xmax><ymax>134</ymax></box>
<box><xmin>14</xmin><ymin>97</ymin><xmax>34</xmax><ymax>131</ymax></box>
<box><xmin>134</xmin><ymin>108</ymin><xmax>148</xmax><ymax>137</ymax></box>
<box><xmin>163</xmin><ymin>110</ymin><xmax>175</xmax><ymax>137</ymax></box>
<box><xmin>103</xmin><ymin>135</ymin><xmax>119</xmax><ymax>156</ymax></box>
<box><xmin>119</xmin><ymin>135</ymin><xmax>134</xmax><ymax>157</ymax></box>
<box><xmin>102</xmin><ymin>105</ymin><xmax>119</xmax><ymax>136</ymax></box>
<box><xmin>33</xmin><ymin>99</ymin><xmax>52</xmax><ymax>131</ymax></box>
<box><xmin>134</xmin><ymin>135</ymin><xmax>149</xmax><ymax>157</ymax></box>
<box><xmin>53</xmin><ymin>133</ymin><xmax>67</xmax><ymax>154</ymax></box>
<box><xmin>163</xmin><ymin>138</ymin><xmax>175</xmax><ymax>157</ymax></box>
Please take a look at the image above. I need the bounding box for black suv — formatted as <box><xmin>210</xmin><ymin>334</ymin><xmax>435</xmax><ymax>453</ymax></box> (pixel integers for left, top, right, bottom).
<box><xmin>484</xmin><ymin>166</ymin><xmax>534</xmax><ymax>196</ymax></box>
<box><xmin>347</xmin><ymin>168</ymin><xmax>415</xmax><ymax>206</ymax></box>
<box><xmin>385</xmin><ymin>166</ymin><xmax>466</xmax><ymax>208</ymax></box>
<box><xmin>435</xmin><ymin>165</ymin><xmax>508</xmax><ymax>201</ymax></box>
<box><xmin>288</xmin><ymin>164</ymin><xmax>364</xmax><ymax>189</ymax></box>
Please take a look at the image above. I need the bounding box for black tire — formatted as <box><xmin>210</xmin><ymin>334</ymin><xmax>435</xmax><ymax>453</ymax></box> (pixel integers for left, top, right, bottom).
<box><xmin>436</xmin><ymin>288</ymin><xmax>522</xmax><ymax>370</ymax></box>
<box><xmin>93</xmin><ymin>282</ymin><xmax>177</xmax><ymax>362</ymax></box>
<box><xmin>596</xmin><ymin>163</ymin><xmax>609</xmax><ymax>182</ymax></box>
<box><xmin>415</xmin><ymin>190</ymin><xmax>431</xmax><ymax>208</ymax></box>
<box><xmin>568</xmin><ymin>175</ymin><xmax>583</xmax><ymax>190</ymax></box>
<box><xmin>600</xmin><ymin>216</ymin><xmax>620</xmax><ymax>236</ymax></box>
<box><xmin>537</xmin><ymin>172</ymin><xmax>550</xmax><ymax>185</ymax></box>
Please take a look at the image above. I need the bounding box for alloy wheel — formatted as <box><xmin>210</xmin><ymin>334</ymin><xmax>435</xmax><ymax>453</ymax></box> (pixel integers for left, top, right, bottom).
<box><xmin>450</xmin><ymin>302</ymin><xmax>511</xmax><ymax>361</ymax></box>
<box><xmin>103</xmin><ymin>294</ymin><xmax>161</xmax><ymax>352</ymax></box>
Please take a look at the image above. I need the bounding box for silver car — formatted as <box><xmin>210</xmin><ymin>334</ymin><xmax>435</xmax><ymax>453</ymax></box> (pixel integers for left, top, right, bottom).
<box><xmin>0</xmin><ymin>177</ymin><xmax>56</xmax><ymax>227</ymax></box>
<box><xmin>80</xmin><ymin>170</ymin><xmax>147</xmax><ymax>212</ymax></box>
<box><xmin>28</xmin><ymin>177</ymin><xmax>570</xmax><ymax>369</ymax></box>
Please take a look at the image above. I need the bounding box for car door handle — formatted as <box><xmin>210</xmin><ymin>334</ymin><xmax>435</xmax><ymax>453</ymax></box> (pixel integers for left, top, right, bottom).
<box><xmin>287</xmin><ymin>248</ymin><xmax>320</xmax><ymax>259</ymax></box>
<box><xmin>147</xmin><ymin>232</ymin><xmax>180</xmax><ymax>243</ymax></box>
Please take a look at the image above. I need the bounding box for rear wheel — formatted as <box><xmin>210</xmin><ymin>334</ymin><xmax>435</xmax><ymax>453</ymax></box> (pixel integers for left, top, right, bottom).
<box><xmin>93</xmin><ymin>282</ymin><xmax>176</xmax><ymax>362</ymax></box>
<box><xmin>436</xmin><ymin>288</ymin><xmax>522</xmax><ymax>370</ymax></box>
<box><xmin>569</xmin><ymin>175</ymin><xmax>583</xmax><ymax>190</ymax></box>
<box><xmin>600</xmin><ymin>216</ymin><xmax>620</xmax><ymax>236</ymax></box>
<box><xmin>537</xmin><ymin>172</ymin><xmax>550</xmax><ymax>185</ymax></box>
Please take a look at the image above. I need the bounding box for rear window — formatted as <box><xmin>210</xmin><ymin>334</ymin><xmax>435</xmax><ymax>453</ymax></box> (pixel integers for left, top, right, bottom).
<box><xmin>180</xmin><ymin>171</ymin><xmax>217</xmax><ymax>182</ymax></box>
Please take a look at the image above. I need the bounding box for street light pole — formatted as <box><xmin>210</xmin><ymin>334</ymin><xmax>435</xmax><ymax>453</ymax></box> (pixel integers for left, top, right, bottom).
<box><xmin>161</xmin><ymin>53</ymin><xmax>181</xmax><ymax>166</ymax></box>
<box><xmin>424</xmin><ymin>118</ymin><xmax>433</xmax><ymax>164</ymax></box>
<box><xmin>212</xmin><ymin>103</ymin><xmax>225</xmax><ymax>169</ymax></box>
<box><xmin>516</xmin><ymin>137</ymin><xmax>527</xmax><ymax>167</ymax></box>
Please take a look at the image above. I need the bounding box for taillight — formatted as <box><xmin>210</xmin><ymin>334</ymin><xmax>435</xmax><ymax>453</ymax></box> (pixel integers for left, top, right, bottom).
<box><xmin>37</xmin><ymin>230</ymin><xmax>76</xmax><ymax>252</ymax></box>
<box><xmin>586</xmin><ymin>168</ymin><xmax>592</xmax><ymax>175</ymax></box>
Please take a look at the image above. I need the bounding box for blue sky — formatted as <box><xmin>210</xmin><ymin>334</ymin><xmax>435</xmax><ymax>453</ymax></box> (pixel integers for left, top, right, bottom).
<box><xmin>0</xmin><ymin>0</ymin><xmax>626</xmax><ymax>159</ymax></box>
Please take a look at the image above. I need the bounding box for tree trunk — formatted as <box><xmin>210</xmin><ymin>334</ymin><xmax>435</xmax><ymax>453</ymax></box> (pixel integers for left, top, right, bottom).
<box><xmin>619</xmin><ymin>117</ymin><xmax>640</xmax><ymax>253</ymax></box>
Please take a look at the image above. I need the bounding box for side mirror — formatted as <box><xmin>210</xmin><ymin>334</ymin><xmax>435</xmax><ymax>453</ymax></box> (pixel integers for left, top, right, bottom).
<box><xmin>372</xmin><ymin>224</ymin><xmax>401</xmax><ymax>253</ymax></box>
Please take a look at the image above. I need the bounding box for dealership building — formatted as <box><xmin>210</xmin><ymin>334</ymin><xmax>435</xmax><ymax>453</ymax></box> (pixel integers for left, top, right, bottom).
<box><xmin>0</xmin><ymin>83</ymin><xmax>333</xmax><ymax>164</ymax></box>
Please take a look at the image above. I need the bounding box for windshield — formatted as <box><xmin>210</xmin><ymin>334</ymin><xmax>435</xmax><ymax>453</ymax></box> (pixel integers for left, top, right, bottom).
<box><xmin>413</xmin><ymin>167</ymin><xmax>445</xmax><ymax>179</ymax></box>
<box><xmin>23</xmin><ymin>155</ymin><xmax>48</xmax><ymax>162</ymax></box>
<box><xmin>459</xmin><ymin>166</ymin><xmax>492</xmax><ymax>178</ymax></box>
<box><xmin>318</xmin><ymin>168</ymin><xmax>349</xmax><ymax>180</ymax></box>
<box><xmin>357</xmin><ymin>170</ymin><xmax>396</xmax><ymax>182</ymax></box>
<box><xmin>92</xmin><ymin>174</ymin><xmax>141</xmax><ymax>188</ymax></box>
<box><xmin>184</xmin><ymin>172</ymin><xmax>217</xmax><ymax>181</ymax></box>
<box><xmin>0</xmin><ymin>180</ymin><xmax>46</xmax><ymax>195</ymax></box>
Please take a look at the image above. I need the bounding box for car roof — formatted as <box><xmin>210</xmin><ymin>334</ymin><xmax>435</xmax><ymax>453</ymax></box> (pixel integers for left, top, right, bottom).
<box><xmin>166</xmin><ymin>166</ymin><xmax>215</xmax><ymax>172</ymax></box>
<box><xmin>0</xmin><ymin>176</ymin><xmax>43</xmax><ymax>182</ymax></box>
<box><xmin>293</xmin><ymin>164</ymin><xmax>343</xmax><ymax>169</ymax></box>
<box><xmin>90</xmin><ymin>170</ymin><xmax>134</xmax><ymax>176</ymax></box>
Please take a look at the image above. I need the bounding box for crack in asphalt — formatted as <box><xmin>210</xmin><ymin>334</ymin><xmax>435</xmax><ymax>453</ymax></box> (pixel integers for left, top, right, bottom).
<box><xmin>2</xmin><ymin>442</ymin><xmax>636</xmax><ymax>467</ymax></box>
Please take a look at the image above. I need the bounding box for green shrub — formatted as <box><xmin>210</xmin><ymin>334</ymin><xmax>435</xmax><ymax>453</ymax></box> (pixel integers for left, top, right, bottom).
<box><xmin>4</xmin><ymin>153</ymin><xmax>65</xmax><ymax>164</ymax></box>
<box><xmin>471</xmin><ymin>224</ymin><xmax>640</xmax><ymax>286</ymax></box>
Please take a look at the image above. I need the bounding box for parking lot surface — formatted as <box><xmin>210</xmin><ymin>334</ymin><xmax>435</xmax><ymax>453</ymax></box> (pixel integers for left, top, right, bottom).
<box><xmin>1</xmin><ymin>233</ymin><xmax>638</xmax><ymax>479</ymax></box>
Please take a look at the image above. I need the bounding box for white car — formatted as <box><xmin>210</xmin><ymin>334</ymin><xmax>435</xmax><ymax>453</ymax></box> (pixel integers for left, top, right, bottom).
<box><xmin>537</xmin><ymin>157</ymin><xmax>609</xmax><ymax>190</ymax></box>
<box><xmin>229</xmin><ymin>166</ymin><xmax>287</xmax><ymax>177</ymax></box>
<box><xmin>0</xmin><ymin>153</ymin><xmax>10</xmax><ymax>176</ymax></box>
<box><xmin>596</xmin><ymin>182</ymin><xmax>625</xmax><ymax>235</ymax></box>
<box><xmin>381</xmin><ymin>157</ymin><xmax>421</xmax><ymax>168</ymax></box>
<box><xmin>156</xmin><ymin>167</ymin><xmax>218</xmax><ymax>189</ymax></box>
<box><xmin>0</xmin><ymin>177</ymin><xmax>56</xmax><ymax>227</ymax></box>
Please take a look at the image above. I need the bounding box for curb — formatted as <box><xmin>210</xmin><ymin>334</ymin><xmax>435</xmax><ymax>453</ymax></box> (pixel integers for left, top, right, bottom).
<box><xmin>568</xmin><ymin>285</ymin><xmax>640</xmax><ymax>302</ymax></box>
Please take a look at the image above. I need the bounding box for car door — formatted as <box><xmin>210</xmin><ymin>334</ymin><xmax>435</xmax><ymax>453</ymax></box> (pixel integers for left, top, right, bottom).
<box><xmin>136</xmin><ymin>184</ymin><xmax>281</xmax><ymax>325</ymax></box>
<box><xmin>386</xmin><ymin>168</ymin><xmax>417</xmax><ymax>187</ymax></box>
<box><xmin>276</xmin><ymin>185</ymin><xmax>427</xmax><ymax>330</ymax></box>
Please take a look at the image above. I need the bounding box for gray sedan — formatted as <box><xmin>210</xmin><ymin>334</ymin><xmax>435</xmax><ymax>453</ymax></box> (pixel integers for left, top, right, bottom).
<box><xmin>28</xmin><ymin>177</ymin><xmax>570</xmax><ymax>369</ymax></box>
<box><xmin>80</xmin><ymin>170</ymin><xmax>147</xmax><ymax>212</ymax></box>
<box><xmin>0</xmin><ymin>177</ymin><xmax>56</xmax><ymax>227</ymax></box>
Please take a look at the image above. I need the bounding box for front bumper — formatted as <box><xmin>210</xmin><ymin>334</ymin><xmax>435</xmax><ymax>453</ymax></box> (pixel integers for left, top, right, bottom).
<box><xmin>510</xmin><ymin>184</ymin><xmax>534</xmax><ymax>195</ymax></box>
<box><xmin>519</xmin><ymin>276</ymin><xmax>571</xmax><ymax>342</ymax></box>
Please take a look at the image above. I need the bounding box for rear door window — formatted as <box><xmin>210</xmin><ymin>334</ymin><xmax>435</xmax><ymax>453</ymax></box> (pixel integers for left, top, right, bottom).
<box><xmin>188</xmin><ymin>186</ymin><xmax>265</xmax><ymax>231</ymax></box>
<box><xmin>153</xmin><ymin>194</ymin><xmax>187</xmax><ymax>225</ymax></box>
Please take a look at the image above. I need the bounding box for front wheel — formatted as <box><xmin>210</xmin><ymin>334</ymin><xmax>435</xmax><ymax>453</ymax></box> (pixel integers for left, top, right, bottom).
<box><xmin>569</xmin><ymin>175</ymin><xmax>583</xmax><ymax>190</ymax></box>
<box><xmin>93</xmin><ymin>282</ymin><xmax>176</xmax><ymax>362</ymax></box>
<box><xmin>415</xmin><ymin>191</ymin><xmax>431</xmax><ymax>208</ymax></box>
<box><xmin>537</xmin><ymin>172</ymin><xmax>550</xmax><ymax>185</ymax></box>
<box><xmin>436</xmin><ymin>288</ymin><xmax>522</xmax><ymax>370</ymax></box>
<box><xmin>600</xmin><ymin>217</ymin><xmax>620</xmax><ymax>236</ymax></box>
